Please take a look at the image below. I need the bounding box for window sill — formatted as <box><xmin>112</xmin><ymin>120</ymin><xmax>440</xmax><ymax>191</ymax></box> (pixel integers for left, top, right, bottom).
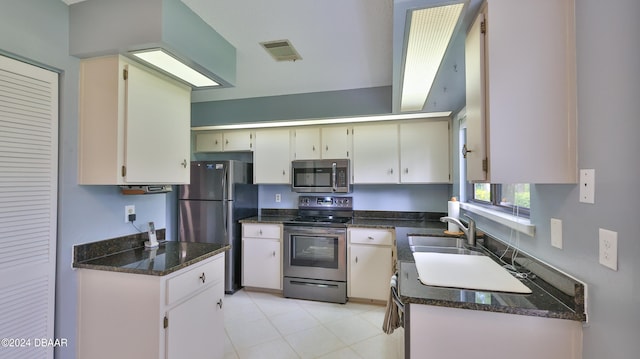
<box><xmin>460</xmin><ymin>202</ymin><xmax>536</xmax><ymax>237</ymax></box>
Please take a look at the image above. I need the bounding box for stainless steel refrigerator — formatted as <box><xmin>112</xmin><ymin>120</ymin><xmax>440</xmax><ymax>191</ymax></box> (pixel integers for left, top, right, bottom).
<box><xmin>178</xmin><ymin>160</ymin><xmax>258</xmax><ymax>293</ymax></box>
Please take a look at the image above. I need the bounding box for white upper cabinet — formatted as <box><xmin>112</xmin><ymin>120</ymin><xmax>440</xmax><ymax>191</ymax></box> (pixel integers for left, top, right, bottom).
<box><xmin>291</xmin><ymin>125</ymin><xmax>352</xmax><ymax>160</ymax></box>
<box><xmin>79</xmin><ymin>55</ymin><xmax>191</xmax><ymax>185</ymax></box>
<box><xmin>352</xmin><ymin>123</ymin><xmax>400</xmax><ymax>183</ymax></box>
<box><xmin>292</xmin><ymin>127</ymin><xmax>321</xmax><ymax>159</ymax></box>
<box><xmin>223</xmin><ymin>130</ymin><xmax>254</xmax><ymax>151</ymax></box>
<box><xmin>321</xmin><ymin>125</ymin><xmax>352</xmax><ymax>159</ymax></box>
<box><xmin>195</xmin><ymin>130</ymin><xmax>253</xmax><ymax>152</ymax></box>
<box><xmin>400</xmin><ymin>120</ymin><xmax>450</xmax><ymax>183</ymax></box>
<box><xmin>254</xmin><ymin>128</ymin><xmax>291</xmax><ymax>184</ymax></box>
<box><xmin>465</xmin><ymin>0</ymin><xmax>577</xmax><ymax>183</ymax></box>
<box><xmin>195</xmin><ymin>131</ymin><xmax>223</xmax><ymax>152</ymax></box>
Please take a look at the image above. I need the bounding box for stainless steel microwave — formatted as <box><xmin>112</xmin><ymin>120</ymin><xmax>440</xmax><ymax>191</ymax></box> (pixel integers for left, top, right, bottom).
<box><xmin>291</xmin><ymin>159</ymin><xmax>352</xmax><ymax>193</ymax></box>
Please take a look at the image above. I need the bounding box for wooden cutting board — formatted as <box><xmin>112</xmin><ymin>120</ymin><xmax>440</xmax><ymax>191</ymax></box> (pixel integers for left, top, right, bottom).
<box><xmin>412</xmin><ymin>252</ymin><xmax>532</xmax><ymax>294</ymax></box>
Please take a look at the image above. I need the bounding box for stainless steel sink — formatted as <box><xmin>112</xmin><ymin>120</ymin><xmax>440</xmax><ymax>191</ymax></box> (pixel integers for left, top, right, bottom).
<box><xmin>409</xmin><ymin>245</ymin><xmax>483</xmax><ymax>256</ymax></box>
<box><xmin>407</xmin><ymin>235</ymin><xmax>484</xmax><ymax>256</ymax></box>
<box><xmin>408</xmin><ymin>235</ymin><xmax>463</xmax><ymax>248</ymax></box>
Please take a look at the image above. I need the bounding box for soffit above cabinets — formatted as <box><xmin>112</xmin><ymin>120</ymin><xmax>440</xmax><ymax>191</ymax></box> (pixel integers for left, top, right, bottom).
<box><xmin>67</xmin><ymin>0</ymin><xmax>236</xmax><ymax>88</ymax></box>
<box><xmin>65</xmin><ymin>0</ymin><xmax>482</xmax><ymax>114</ymax></box>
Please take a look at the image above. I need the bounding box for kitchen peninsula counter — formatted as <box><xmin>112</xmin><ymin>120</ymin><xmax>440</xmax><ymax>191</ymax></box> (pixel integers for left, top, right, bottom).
<box><xmin>73</xmin><ymin>230</ymin><xmax>228</xmax><ymax>276</ymax></box>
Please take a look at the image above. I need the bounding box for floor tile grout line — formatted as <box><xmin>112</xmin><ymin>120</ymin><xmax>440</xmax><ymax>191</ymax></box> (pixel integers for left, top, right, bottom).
<box><xmin>224</xmin><ymin>289</ymin><xmax>401</xmax><ymax>359</ymax></box>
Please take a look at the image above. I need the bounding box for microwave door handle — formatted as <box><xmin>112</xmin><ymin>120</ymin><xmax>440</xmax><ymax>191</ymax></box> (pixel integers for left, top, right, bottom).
<box><xmin>332</xmin><ymin>162</ymin><xmax>337</xmax><ymax>192</ymax></box>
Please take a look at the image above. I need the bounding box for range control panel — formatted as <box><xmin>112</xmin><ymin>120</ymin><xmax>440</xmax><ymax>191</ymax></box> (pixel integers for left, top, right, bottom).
<box><xmin>298</xmin><ymin>196</ymin><xmax>353</xmax><ymax>210</ymax></box>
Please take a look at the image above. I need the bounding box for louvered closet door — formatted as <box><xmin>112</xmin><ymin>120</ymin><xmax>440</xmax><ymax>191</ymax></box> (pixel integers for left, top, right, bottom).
<box><xmin>0</xmin><ymin>55</ymin><xmax>58</xmax><ymax>359</ymax></box>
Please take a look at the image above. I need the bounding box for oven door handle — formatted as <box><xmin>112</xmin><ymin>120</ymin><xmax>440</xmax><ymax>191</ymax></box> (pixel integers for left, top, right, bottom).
<box><xmin>290</xmin><ymin>280</ymin><xmax>340</xmax><ymax>289</ymax></box>
<box><xmin>332</xmin><ymin>162</ymin><xmax>337</xmax><ymax>192</ymax></box>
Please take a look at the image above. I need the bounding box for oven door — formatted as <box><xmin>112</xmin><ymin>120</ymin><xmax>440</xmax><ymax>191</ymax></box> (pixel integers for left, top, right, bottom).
<box><xmin>283</xmin><ymin>226</ymin><xmax>346</xmax><ymax>282</ymax></box>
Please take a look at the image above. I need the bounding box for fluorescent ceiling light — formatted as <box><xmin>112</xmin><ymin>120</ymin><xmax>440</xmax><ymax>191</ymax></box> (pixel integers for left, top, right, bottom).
<box><xmin>191</xmin><ymin>112</ymin><xmax>452</xmax><ymax>131</ymax></box>
<box><xmin>131</xmin><ymin>49</ymin><xmax>220</xmax><ymax>87</ymax></box>
<box><xmin>401</xmin><ymin>3</ymin><xmax>464</xmax><ymax>112</ymax></box>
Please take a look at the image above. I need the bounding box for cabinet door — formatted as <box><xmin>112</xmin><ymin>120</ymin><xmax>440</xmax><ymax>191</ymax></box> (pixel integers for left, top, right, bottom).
<box><xmin>195</xmin><ymin>131</ymin><xmax>223</xmax><ymax>152</ymax></box>
<box><xmin>254</xmin><ymin>129</ymin><xmax>291</xmax><ymax>183</ymax></box>
<box><xmin>242</xmin><ymin>238</ymin><xmax>281</xmax><ymax>290</ymax></box>
<box><xmin>223</xmin><ymin>130</ymin><xmax>253</xmax><ymax>151</ymax></box>
<box><xmin>125</xmin><ymin>64</ymin><xmax>190</xmax><ymax>184</ymax></box>
<box><xmin>464</xmin><ymin>12</ymin><xmax>488</xmax><ymax>182</ymax></box>
<box><xmin>321</xmin><ymin>126</ymin><xmax>352</xmax><ymax>159</ymax></box>
<box><xmin>352</xmin><ymin>123</ymin><xmax>399</xmax><ymax>183</ymax></box>
<box><xmin>348</xmin><ymin>245</ymin><xmax>392</xmax><ymax>301</ymax></box>
<box><xmin>400</xmin><ymin>121</ymin><xmax>450</xmax><ymax>183</ymax></box>
<box><xmin>166</xmin><ymin>281</ymin><xmax>224</xmax><ymax>359</ymax></box>
<box><xmin>292</xmin><ymin>127</ymin><xmax>321</xmax><ymax>159</ymax></box>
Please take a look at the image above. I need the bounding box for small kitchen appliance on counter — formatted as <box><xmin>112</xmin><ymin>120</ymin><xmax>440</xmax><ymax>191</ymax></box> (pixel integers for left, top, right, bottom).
<box><xmin>282</xmin><ymin>195</ymin><xmax>353</xmax><ymax>304</ymax></box>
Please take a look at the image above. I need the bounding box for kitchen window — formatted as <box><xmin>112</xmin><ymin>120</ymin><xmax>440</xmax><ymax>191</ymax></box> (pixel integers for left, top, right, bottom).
<box><xmin>469</xmin><ymin>183</ymin><xmax>530</xmax><ymax>217</ymax></box>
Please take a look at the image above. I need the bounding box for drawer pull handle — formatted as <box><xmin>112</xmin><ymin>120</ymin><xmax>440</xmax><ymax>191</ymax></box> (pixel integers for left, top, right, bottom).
<box><xmin>217</xmin><ymin>299</ymin><xmax>223</xmax><ymax>309</ymax></box>
<box><xmin>199</xmin><ymin>273</ymin><xmax>206</xmax><ymax>284</ymax></box>
<box><xmin>355</xmin><ymin>256</ymin><xmax>358</xmax><ymax>264</ymax></box>
<box><xmin>259</xmin><ymin>229</ymin><xmax>263</xmax><ymax>236</ymax></box>
<box><xmin>272</xmin><ymin>251</ymin><xmax>276</xmax><ymax>257</ymax></box>
<box><xmin>367</xmin><ymin>236</ymin><xmax>374</xmax><ymax>240</ymax></box>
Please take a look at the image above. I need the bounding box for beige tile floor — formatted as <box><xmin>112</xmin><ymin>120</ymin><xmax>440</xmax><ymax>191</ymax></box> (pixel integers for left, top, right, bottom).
<box><xmin>223</xmin><ymin>289</ymin><xmax>404</xmax><ymax>359</ymax></box>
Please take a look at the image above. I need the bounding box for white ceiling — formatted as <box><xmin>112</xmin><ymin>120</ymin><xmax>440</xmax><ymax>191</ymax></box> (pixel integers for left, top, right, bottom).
<box><xmin>65</xmin><ymin>0</ymin><xmax>479</xmax><ymax>111</ymax></box>
<box><xmin>182</xmin><ymin>0</ymin><xmax>394</xmax><ymax>103</ymax></box>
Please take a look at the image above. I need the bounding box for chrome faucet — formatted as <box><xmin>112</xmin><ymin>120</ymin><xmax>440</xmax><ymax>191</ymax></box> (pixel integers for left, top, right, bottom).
<box><xmin>440</xmin><ymin>215</ymin><xmax>476</xmax><ymax>246</ymax></box>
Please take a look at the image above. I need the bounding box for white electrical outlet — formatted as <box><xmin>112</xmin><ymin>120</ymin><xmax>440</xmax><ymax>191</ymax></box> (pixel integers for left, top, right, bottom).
<box><xmin>550</xmin><ymin>218</ymin><xmax>563</xmax><ymax>249</ymax></box>
<box><xmin>275</xmin><ymin>193</ymin><xmax>281</xmax><ymax>203</ymax></box>
<box><xmin>579</xmin><ymin>169</ymin><xmax>595</xmax><ymax>204</ymax></box>
<box><xmin>125</xmin><ymin>205</ymin><xmax>135</xmax><ymax>223</ymax></box>
<box><xmin>599</xmin><ymin>228</ymin><xmax>618</xmax><ymax>271</ymax></box>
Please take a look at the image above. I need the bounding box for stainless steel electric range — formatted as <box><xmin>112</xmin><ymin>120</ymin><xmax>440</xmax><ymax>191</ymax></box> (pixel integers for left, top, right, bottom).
<box><xmin>282</xmin><ymin>196</ymin><xmax>353</xmax><ymax>304</ymax></box>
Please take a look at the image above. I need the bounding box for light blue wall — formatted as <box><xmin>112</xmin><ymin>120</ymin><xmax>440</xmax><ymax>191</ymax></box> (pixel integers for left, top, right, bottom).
<box><xmin>259</xmin><ymin>184</ymin><xmax>451</xmax><ymax>212</ymax></box>
<box><xmin>452</xmin><ymin>1</ymin><xmax>640</xmax><ymax>358</ymax></box>
<box><xmin>191</xmin><ymin>86</ymin><xmax>392</xmax><ymax>126</ymax></box>
<box><xmin>0</xmin><ymin>2</ymin><xmax>170</xmax><ymax>358</ymax></box>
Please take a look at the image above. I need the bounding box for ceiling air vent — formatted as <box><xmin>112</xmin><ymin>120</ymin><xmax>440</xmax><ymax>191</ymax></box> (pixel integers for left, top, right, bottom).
<box><xmin>260</xmin><ymin>39</ymin><xmax>302</xmax><ymax>62</ymax></box>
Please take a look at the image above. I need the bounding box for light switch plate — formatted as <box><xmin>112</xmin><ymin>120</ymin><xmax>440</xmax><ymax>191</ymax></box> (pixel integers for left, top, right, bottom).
<box><xmin>579</xmin><ymin>169</ymin><xmax>595</xmax><ymax>204</ymax></box>
<box><xmin>550</xmin><ymin>218</ymin><xmax>563</xmax><ymax>249</ymax></box>
<box><xmin>599</xmin><ymin>228</ymin><xmax>618</xmax><ymax>271</ymax></box>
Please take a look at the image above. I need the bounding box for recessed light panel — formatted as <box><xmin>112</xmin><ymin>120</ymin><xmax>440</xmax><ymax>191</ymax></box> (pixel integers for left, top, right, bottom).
<box><xmin>132</xmin><ymin>49</ymin><xmax>220</xmax><ymax>87</ymax></box>
<box><xmin>401</xmin><ymin>3</ymin><xmax>464</xmax><ymax>112</ymax></box>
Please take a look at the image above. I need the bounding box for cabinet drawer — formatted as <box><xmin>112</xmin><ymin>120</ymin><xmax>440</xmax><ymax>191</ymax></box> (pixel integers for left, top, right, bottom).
<box><xmin>242</xmin><ymin>223</ymin><xmax>281</xmax><ymax>239</ymax></box>
<box><xmin>349</xmin><ymin>228</ymin><xmax>394</xmax><ymax>245</ymax></box>
<box><xmin>166</xmin><ymin>254</ymin><xmax>224</xmax><ymax>305</ymax></box>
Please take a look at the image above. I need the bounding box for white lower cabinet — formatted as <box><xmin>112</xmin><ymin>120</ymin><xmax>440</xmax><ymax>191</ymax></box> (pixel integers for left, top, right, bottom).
<box><xmin>77</xmin><ymin>253</ymin><xmax>225</xmax><ymax>359</ymax></box>
<box><xmin>408</xmin><ymin>304</ymin><xmax>583</xmax><ymax>359</ymax></box>
<box><xmin>242</xmin><ymin>223</ymin><xmax>282</xmax><ymax>290</ymax></box>
<box><xmin>347</xmin><ymin>227</ymin><xmax>394</xmax><ymax>301</ymax></box>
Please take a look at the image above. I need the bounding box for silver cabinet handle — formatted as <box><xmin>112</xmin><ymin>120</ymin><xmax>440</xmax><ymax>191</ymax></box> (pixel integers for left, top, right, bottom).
<box><xmin>259</xmin><ymin>229</ymin><xmax>263</xmax><ymax>236</ymax></box>
<box><xmin>404</xmin><ymin>168</ymin><xmax>409</xmax><ymax>174</ymax></box>
<box><xmin>355</xmin><ymin>256</ymin><xmax>358</xmax><ymax>264</ymax></box>
<box><xmin>367</xmin><ymin>236</ymin><xmax>374</xmax><ymax>240</ymax></box>
<box><xmin>313</xmin><ymin>145</ymin><xmax>316</xmax><ymax>151</ymax></box>
<box><xmin>272</xmin><ymin>251</ymin><xmax>276</xmax><ymax>257</ymax></box>
<box><xmin>217</xmin><ymin>299</ymin><xmax>223</xmax><ymax>309</ymax></box>
<box><xmin>181</xmin><ymin>159</ymin><xmax>188</xmax><ymax>168</ymax></box>
<box><xmin>199</xmin><ymin>273</ymin><xmax>206</xmax><ymax>284</ymax></box>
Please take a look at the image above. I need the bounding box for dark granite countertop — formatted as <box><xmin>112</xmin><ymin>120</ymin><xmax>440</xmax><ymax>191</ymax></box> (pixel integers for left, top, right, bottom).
<box><xmin>395</xmin><ymin>226</ymin><xmax>586</xmax><ymax>322</ymax></box>
<box><xmin>73</xmin><ymin>230</ymin><xmax>229</xmax><ymax>276</ymax></box>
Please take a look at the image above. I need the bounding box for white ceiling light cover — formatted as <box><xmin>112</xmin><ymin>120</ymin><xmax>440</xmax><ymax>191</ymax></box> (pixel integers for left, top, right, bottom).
<box><xmin>401</xmin><ymin>3</ymin><xmax>464</xmax><ymax>112</ymax></box>
<box><xmin>132</xmin><ymin>49</ymin><xmax>220</xmax><ymax>87</ymax></box>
